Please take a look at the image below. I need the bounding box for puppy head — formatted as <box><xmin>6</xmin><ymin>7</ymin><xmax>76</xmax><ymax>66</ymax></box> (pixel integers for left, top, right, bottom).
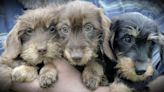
<box><xmin>56</xmin><ymin>1</ymin><xmax>112</xmax><ymax>65</ymax></box>
<box><xmin>2</xmin><ymin>7</ymin><xmax>62</xmax><ymax>65</ymax></box>
<box><xmin>107</xmin><ymin>12</ymin><xmax>163</xmax><ymax>82</ymax></box>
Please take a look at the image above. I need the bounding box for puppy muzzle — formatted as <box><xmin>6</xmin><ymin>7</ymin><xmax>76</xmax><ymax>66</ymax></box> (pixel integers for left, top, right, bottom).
<box><xmin>116</xmin><ymin>57</ymin><xmax>154</xmax><ymax>82</ymax></box>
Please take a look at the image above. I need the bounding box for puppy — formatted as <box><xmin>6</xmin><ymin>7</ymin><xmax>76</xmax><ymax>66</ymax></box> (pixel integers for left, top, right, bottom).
<box><xmin>0</xmin><ymin>6</ymin><xmax>62</xmax><ymax>89</ymax></box>
<box><xmin>55</xmin><ymin>1</ymin><xmax>114</xmax><ymax>90</ymax></box>
<box><xmin>103</xmin><ymin>12</ymin><xmax>164</xmax><ymax>92</ymax></box>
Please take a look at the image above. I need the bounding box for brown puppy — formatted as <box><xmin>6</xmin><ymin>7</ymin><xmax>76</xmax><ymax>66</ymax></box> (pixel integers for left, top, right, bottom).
<box><xmin>0</xmin><ymin>6</ymin><xmax>62</xmax><ymax>89</ymax></box>
<box><xmin>55</xmin><ymin>1</ymin><xmax>114</xmax><ymax>90</ymax></box>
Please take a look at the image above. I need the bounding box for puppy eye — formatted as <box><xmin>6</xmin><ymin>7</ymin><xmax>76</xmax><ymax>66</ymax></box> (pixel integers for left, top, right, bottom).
<box><xmin>123</xmin><ymin>36</ymin><xmax>132</xmax><ymax>43</ymax></box>
<box><xmin>84</xmin><ymin>24</ymin><xmax>94</xmax><ymax>32</ymax></box>
<box><xmin>49</xmin><ymin>26</ymin><xmax>56</xmax><ymax>33</ymax></box>
<box><xmin>25</xmin><ymin>28</ymin><xmax>33</xmax><ymax>35</ymax></box>
<box><xmin>61</xmin><ymin>25</ymin><xmax>70</xmax><ymax>33</ymax></box>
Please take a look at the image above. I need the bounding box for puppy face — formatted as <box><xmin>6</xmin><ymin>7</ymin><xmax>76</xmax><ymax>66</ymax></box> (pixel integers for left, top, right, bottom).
<box><xmin>106</xmin><ymin>12</ymin><xmax>164</xmax><ymax>82</ymax></box>
<box><xmin>3</xmin><ymin>7</ymin><xmax>62</xmax><ymax>65</ymax></box>
<box><xmin>56</xmin><ymin>1</ymin><xmax>112</xmax><ymax>65</ymax></box>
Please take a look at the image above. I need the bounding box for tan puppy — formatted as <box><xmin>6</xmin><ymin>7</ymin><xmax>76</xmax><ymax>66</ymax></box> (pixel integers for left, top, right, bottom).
<box><xmin>0</xmin><ymin>6</ymin><xmax>62</xmax><ymax>89</ymax></box>
<box><xmin>55</xmin><ymin>1</ymin><xmax>114</xmax><ymax>90</ymax></box>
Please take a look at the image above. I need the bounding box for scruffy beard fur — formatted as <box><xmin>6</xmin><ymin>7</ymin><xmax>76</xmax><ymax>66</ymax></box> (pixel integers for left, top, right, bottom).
<box><xmin>116</xmin><ymin>56</ymin><xmax>154</xmax><ymax>82</ymax></box>
<box><xmin>64</xmin><ymin>47</ymin><xmax>97</xmax><ymax>66</ymax></box>
<box><xmin>21</xmin><ymin>40</ymin><xmax>62</xmax><ymax>65</ymax></box>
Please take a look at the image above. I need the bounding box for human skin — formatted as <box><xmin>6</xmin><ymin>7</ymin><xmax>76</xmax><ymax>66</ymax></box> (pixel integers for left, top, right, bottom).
<box><xmin>11</xmin><ymin>59</ymin><xmax>164</xmax><ymax>92</ymax></box>
<box><xmin>11</xmin><ymin>59</ymin><xmax>110</xmax><ymax>92</ymax></box>
<box><xmin>148</xmin><ymin>75</ymin><xmax>164</xmax><ymax>92</ymax></box>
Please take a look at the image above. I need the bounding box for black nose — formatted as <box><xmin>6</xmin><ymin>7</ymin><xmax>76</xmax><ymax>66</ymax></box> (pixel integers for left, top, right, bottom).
<box><xmin>71</xmin><ymin>53</ymin><xmax>82</xmax><ymax>61</ymax></box>
<box><xmin>38</xmin><ymin>48</ymin><xmax>47</xmax><ymax>54</ymax></box>
<box><xmin>72</xmin><ymin>56</ymin><xmax>82</xmax><ymax>61</ymax></box>
<box><xmin>135</xmin><ymin>70</ymin><xmax>146</xmax><ymax>75</ymax></box>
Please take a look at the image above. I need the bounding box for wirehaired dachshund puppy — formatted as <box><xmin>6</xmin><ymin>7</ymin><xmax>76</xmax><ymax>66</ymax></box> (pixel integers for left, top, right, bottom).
<box><xmin>103</xmin><ymin>12</ymin><xmax>164</xmax><ymax>92</ymax></box>
<box><xmin>0</xmin><ymin>6</ymin><xmax>62</xmax><ymax>89</ymax></box>
<box><xmin>55</xmin><ymin>1</ymin><xmax>114</xmax><ymax>90</ymax></box>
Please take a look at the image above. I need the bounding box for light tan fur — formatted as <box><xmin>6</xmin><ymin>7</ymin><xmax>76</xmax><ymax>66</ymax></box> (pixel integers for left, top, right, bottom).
<box><xmin>116</xmin><ymin>56</ymin><xmax>154</xmax><ymax>82</ymax></box>
<box><xmin>12</xmin><ymin>65</ymin><xmax>38</xmax><ymax>82</ymax></box>
<box><xmin>39</xmin><ymin>63</ymin><xmax>58</xmax><ymax>88</ymax></box>
<box><xmin>109</xmin><ymin>81</ymin><xmax>132</xmax><ymax>92</ymax></box>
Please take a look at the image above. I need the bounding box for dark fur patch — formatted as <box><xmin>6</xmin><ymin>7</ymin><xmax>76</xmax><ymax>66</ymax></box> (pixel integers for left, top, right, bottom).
<box><xmin>103</xmin><ymin>12</ymin><xmax>163</xmax><ymax>92</ymax></box>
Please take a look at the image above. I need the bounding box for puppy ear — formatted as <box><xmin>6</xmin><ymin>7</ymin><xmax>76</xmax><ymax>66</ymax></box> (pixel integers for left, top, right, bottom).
<box><xmin>98</xmin><ymin>9</ymin><xmax>116</xmax><ymax>61</ymax></box>
<box><xmin>148</xmin><ymin>32</ymin><xmax>164</xmax><ymax>65</ymax></box>
<box><xmin>2</xmin><ymin>22</ymin><xmax>22</xmax><ymax>59</ymax></box>
<box><xmin>109</xmin><ymin>18</ymin><xmax>119</xmax><ymax>50</ymax></box>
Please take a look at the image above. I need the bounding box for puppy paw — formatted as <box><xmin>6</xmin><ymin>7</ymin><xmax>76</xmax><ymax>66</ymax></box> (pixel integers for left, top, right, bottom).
<box><xmin>82</xmin><ymin>70</ymin><xmax>101</xmax><ymax>90</ymax></box>
<box><xmin>39</xmin><ymin>67</ymin><xmax>57</xmax><ymax>88</ymax></box>
<box><xmin>12</xmin><ymin>65</ymin><xmax>38</xmax><ymax>82</ymax></box>
<box><xmin>100</xmin><ymin>75</ymin><xmax>109</xmax><ymax>86</ymax></box>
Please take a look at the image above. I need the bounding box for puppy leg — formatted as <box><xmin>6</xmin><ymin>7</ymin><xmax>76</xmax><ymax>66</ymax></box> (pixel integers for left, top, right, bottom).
<box><xmin>82</xmin><ymin>60</ymin><xmax>107</xmax><ymax>90</ymax></box>
<box><xmin>39</xmin><ymin>62</ymin><xmax>57</xmax><ymax>88</ymax></box>
<box><xmin>12</xmin><ymin>65</ymin><xmax>38</xmax><ymax>82</ymax></box>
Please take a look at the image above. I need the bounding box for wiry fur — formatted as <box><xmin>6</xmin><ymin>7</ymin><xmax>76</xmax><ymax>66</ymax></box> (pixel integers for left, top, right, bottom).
<box><xmin>103</xmin><ymin>12</ymin><xmax>164</xmax><ymax>92</ymax></box>
<box><xmin>0</xmin><ymin>5</ymin><xmax>63</xmax><ymax>91</ymax></box>
<box><xmin>55</xmin><ymin>1</ymin><xmax>113</xmax><ymax>90</ymax></box>
<box><xmin>116</xmin><ymin>57</ymin><xmax>153</xmax><ymax>82</ymax></box>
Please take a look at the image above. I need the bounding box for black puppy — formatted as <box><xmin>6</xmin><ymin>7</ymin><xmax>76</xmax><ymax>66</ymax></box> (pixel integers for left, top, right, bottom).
<box><xmin>103</xmin><ymin>12</ymin><xmax>164</xmax><ymax>92</ymax></box>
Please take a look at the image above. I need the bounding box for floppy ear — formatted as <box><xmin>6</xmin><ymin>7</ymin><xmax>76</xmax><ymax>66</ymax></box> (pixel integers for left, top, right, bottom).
<box><xmin>108</xmin><ymin>18</ymin><xmax>119</xmax><ymax>50</ymax></box>
<box><xmin>98</xmin><ymin>9</ymin><xmax>116</xmax><ymax>61</ymax></box>
<box><xmin>148</xmin><ymin>31</ymin><xmax>164</xmax><ymax>65</ymax></box>
<box><xmin>2</xmin><ymin>22</ymin><xmax>22</xmax><ymax>59</ymax></box>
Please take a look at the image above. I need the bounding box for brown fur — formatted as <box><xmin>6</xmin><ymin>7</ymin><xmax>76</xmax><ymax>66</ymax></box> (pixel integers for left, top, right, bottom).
<box><xmin>55</xmin><ymin>1</ymin><xmax>113</xmax><ymax>90</ymax></box>
<box><xmin>0</xmin><ymin>6</ymin><xmax>62</xmax><ymax>89</ymax></box>
<box><xmin>39</xmin><ymin>63</ymin><xmax>58</xmax><ymax>88</ymax></box>
<box><xmin>82</xmin><ymin>61</ymin><xmax>106</xmax><ymax>89</ymax></box>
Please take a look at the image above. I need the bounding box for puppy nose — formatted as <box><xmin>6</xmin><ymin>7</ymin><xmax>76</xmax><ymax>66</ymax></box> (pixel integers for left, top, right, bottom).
<box><xmin>71</xmin><ymin>53</ymin><xmax>82</xmax><ymax>61</ymax></box>
<box><xmin>135</xmin><ymin>70</ymin><xmax>146</xmax><ymax>75</ymax></box>
<box><xmin>38</xmin><ymin>48</ymin><xmax>47</xmax><ymax>54</ymax></box>
<box><xmin>72</xmin><ymin>56</ymin><xmax>82</xmax><ymax>61</ymax></box>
